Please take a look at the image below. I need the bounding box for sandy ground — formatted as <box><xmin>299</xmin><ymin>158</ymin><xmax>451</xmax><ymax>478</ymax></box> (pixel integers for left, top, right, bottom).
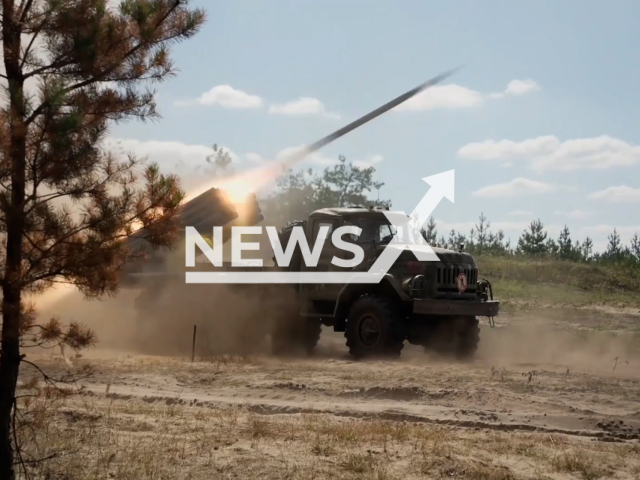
<box><xmin>18</xmin><ymin>315</ymin><xmax>640</xmax><ymax>480</ymax></box>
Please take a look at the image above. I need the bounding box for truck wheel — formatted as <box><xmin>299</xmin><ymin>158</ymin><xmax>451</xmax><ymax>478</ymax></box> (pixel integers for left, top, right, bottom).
<box><xmin>345</xmin><ymin>295</ymin><xmax>405</xmax><ymax>359</ymax></box>
<box><xmin>425</xmin><ymin>316</ymin><xmax>479</xmax><ymax>360</ymax></box>
<box><xmin>271</xmin><ymin>318</ymin><xmax>321</xmax><ymax>356</ymax></box>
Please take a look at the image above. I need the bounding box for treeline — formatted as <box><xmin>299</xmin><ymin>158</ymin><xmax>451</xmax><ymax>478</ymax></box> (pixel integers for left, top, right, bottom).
<box><xmin>422</xmin><ymin>213</ymin><xmax>640</xmax><ymax>268</ymax></box>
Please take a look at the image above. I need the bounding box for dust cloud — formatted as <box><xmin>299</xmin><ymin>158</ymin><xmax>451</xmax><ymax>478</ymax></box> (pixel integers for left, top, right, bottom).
<box><xmin>40</xmin><ymin>288</ymin><xmax>640</xmax><ymax>372</ymax></box>
<box><xmin>34</xmin><ymin>147</ymin><xmax>306</xmax><ymax>357</ymax></box>
<box><xmin>40</xmin><ymin>282</ymin><xmax>300</xmax><ymax>358</ymax></box>
<box><xmin>475</xmin><ymin>313</ymin><xmax>640</xmax><ymax>376</ymax></box>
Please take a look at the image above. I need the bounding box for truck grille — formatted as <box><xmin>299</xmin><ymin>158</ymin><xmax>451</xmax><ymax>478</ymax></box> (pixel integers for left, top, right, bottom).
<box><xmin>436</xmin><ymin>265</ymin><xmax>477</xmax><ymax>292</ymax></box>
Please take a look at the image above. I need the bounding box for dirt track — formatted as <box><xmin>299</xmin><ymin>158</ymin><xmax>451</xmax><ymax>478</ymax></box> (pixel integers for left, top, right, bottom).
<box><xmin>77</xmin><ymin>327</ymin><xmax>640</xmax><ymax>441</ymax></box>
<box><xmin>21</xmin><ymin>312</ymin><xmax>640</xmax><ymax>479</ymax></box>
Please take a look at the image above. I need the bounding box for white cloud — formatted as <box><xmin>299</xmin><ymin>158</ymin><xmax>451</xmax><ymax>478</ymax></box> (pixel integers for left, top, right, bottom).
<box><xmin>108</xmin><ymin>138</ymin><xmax>216</xmax><ymax>169</ymax></box>
<box><xmin>588</xmin><ymin>185</ymin><xmax>640</xmax><ymax>203</ymax></box>
<box><xmin>459</xmin><ymin>136</ymin><xmax>559</xmax><ymax>160</ymax></box>
<box><xmin>353</xmin><ymin>154</ymin><xmax>384</xmax><ymax>168</ymax></box>
<box><xmin>272</xmin><ymin>147</ymin><xmax>383</xmax><ymax>169</ymax></box>
<box><xmin>308</xmin><ymin>155</ymin><xmax>341</xmax><ymax>166</ymax></box>
<box><xmin>396</xmin><ymin>78</ymin><xmax>540</xmax><ymax>111</ymax></box>
<box><xmin>458</xmin><ymin>135</ymin><xmax>640</xmax><ymax>172</ymax></box>
<box><xmin>395</xmin><ymin>84</ymin><xmax>484</xmax><ymax>111</ymax></box>
<box><xmin>175</xmin><ymin>85</ymin><xmax>263</xmax><ymax>109</ymax></box>
<box><xmin>109</xmin><ymin>139</ymin><xmax>347</xmax><ymax>177</ymax></box>
<box><xmin>554</xmin><ymin>209</ymin><xmax>592</xmax><ymax>219</ymax></box>
<box><xmin>245</xmin><ymin>152</ymin><xmax>267</xmax><ymax>165</ymax></box>
<box><xmin>490</xmin><ymin>79</ymin><xmax>540</xmax><ymax>99</ymax></box>
<box><xmin>106</xmin><ymin>138</ymin><xmax>247</xmax><ymax>192</ymax></box>
<box><xmin>505</xmin><ymin>79</ymin><xmax>540</xmax><ymax>96</ymax></box>
<box><xmin>473</xmin><ymin>177</ymin><xmax>554</xmax><ymax>198</ymax></box>
<box><xmin>509</xmin><ymin>210</ymin><xmax>534</xmax><ymax>216</ymax></box>
<box><xmin>269</xmin><ymin>97</ymin><xmax>339</xmax><ymax>118</ymax></box>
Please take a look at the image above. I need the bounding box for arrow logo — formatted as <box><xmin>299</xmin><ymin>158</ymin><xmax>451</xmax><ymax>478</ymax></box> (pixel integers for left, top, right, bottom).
<box><xmin>366</xmin><ymin>170</ymin><xmax>455</xmax><ymax>277</ymax></box>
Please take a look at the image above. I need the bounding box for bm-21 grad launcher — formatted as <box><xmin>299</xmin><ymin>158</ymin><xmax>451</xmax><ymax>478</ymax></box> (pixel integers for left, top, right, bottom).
<box><xmin>122</xmin><ymin>69</ymin><xmax>500</xmax><ymax>361</ymax></box>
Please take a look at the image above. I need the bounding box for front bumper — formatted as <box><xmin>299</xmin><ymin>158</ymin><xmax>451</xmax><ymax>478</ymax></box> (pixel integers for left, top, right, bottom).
<box><xmin>413</xmin><ymin>299</ymin><xmax>500</xmax><ymax>317</ymax></box>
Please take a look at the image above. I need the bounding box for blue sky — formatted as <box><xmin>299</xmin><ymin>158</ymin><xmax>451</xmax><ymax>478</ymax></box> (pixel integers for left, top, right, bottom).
<box><xmin>111</xmin><ymin>0</ymin><xmax>640</xmax><ymax>251</ymax></box>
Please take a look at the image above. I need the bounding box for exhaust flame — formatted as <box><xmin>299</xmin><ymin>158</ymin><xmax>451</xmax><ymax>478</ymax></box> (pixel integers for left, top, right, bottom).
<box><xmin>185</xmin><ymin>147</ymin><xmax>308</xmax><ymax>204</ymax></box>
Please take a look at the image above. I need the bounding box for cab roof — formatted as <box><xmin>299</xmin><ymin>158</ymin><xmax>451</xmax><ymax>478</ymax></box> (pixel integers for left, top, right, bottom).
<box><xmin>309</xmin><ymin>206</ymin><xmax>401</xmax><ymax>217</ymax></box>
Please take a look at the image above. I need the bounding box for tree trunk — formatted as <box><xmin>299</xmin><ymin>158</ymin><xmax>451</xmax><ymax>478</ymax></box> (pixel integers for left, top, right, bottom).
<box><xmin>1</xmin><ymin>2</ymin><xmax>27</xmax><ymax>478</ymax></box>
<box><xmin>0</xmin><ymin>289</ymin><xmax>21</xmax><ymax>480</ymax></box>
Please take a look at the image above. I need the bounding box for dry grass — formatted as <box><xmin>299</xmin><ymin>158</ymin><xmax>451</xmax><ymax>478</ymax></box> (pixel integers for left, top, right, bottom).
<box><xmin>14</xmin><ymin>344</ymin><xmax>640</xmax><ymax>480</ymax></box>
<box><xmin>13</xmin><ymin>386</ymin><xmax>640</xmax><ymax>480</ymax></box>
<box><xmin>550</xmin><ymin>450</ymin><xmax>609</xmax><ymax>479</ymax></box>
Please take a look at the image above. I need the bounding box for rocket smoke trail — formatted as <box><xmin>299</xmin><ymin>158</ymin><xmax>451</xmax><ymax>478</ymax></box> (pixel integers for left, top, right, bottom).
<box><xmin>295</xmin><ymin>69</ymin><xmax>459</xmax><ymax>163</ymax></box>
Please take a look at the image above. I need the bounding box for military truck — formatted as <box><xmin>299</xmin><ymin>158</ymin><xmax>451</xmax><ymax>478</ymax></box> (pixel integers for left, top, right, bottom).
<box><xmin>121</xmin><ymin>70</ymin><xmax>499</xmax><ymax>359</ymax></box>
<box><xmin>126</xmin><ymin>202</ymin><xmax>498</xmax><ymax>359</ymax></box>
<box><xmin>189</xmin><ymin>205</ymin><xmax>498</xmax><ymax>359</ymax></box>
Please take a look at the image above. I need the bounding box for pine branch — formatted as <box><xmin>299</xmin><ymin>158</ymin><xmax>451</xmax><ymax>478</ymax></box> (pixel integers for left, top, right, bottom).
<box><xmin>25</xmin><ymin>1</ymin><xmax>186</xmax><ymax>125</ymax></box>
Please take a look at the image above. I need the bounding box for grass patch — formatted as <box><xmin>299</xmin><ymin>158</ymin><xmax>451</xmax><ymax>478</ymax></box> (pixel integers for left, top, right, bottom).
<box><xmin>551</xmin><ymin>450</ymin><xmax>607</xmax><ymax>479</ymax></box>
<box><xmin>476</xmin><ymin>255</ymin><xmax>640</xmax><ymax>309</ymax></box>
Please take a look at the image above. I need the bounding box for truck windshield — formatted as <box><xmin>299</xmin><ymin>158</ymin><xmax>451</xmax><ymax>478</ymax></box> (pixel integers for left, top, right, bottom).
<box><xmin>344</xmin><ymin>217</ymin><xmax>396</xmax><ymax>244</ymax></box>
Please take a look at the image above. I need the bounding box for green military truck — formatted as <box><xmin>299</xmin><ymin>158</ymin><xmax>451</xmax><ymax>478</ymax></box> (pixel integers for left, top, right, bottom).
<box><xmin>231</xmin><ymin>205</ymin><xmax>498</xmax><ymax>359</ymax></box>
<box><xmin>127</xmin><ymin>201</ymin><xmax>499</xmax><ymax>360</ymax></box>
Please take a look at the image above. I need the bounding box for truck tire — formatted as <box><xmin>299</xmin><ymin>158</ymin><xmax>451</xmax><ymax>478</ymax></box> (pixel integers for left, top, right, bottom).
<box><xmin>271</xmin><ymin>318</ymin><xmax>322</xmax><ymax>356</ymax></box>
<box><xmin>425</xmin><ymin>316</ymin><xmax>479</xmax><ymax>360</ymax></box>
<box><xmin>345</xmin><ymin>295</ymin><xmax>405</xmax><ymax>359</ymax></box>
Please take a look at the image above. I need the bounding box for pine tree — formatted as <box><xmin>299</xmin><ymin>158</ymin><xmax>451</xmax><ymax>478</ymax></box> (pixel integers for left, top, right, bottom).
<box><xmin>630</xmin><ymin>233</ymin><xmax>640</xmax><ymax>262</ymax></box>
<box><xmin>422</xmin><ymin>217</ymin><xmax>438</xmax><ymax>246</ymax></box>
<box><xmin>468</xmin><ymin>227</ymin><xmax>477</xmax><ymax>251</ymax></box>
<box><xmin>517</xmin><ymin>219</ymin><xmax>548</xmax><ymax>256</ymax></box>
<box><xmin>447</xmin><ymin>229</ymin><xmax>457</xmax><ymax>250</ymax></box>
<box><xmin>455</xmin><ymin>232</ymin><xmax>468</xmax><ymax>252</ymax></box>
<box><xmin>582</xmin><ymin>236</ymin><xmax>594</xmax><ymax>261</ymax></box>
<box><xmin>0</xmin><ymin>2</ymin><xmax>204</xmax><ymax>477</ymax></box>
<box><xmin>603</xmin><ymin>228</ymin><xmax>623</xmax><ymax>262</ymax></box>
<box><xmin>487</xmin><ymin>229</ymin><xmax>509</xmax><ymax>255</ymax></box>
<box><xmin>557</xmin><ymin>225</ymin><xmax>574</xmax><ymax>260</ymax></box>
<box><xmin>546</xmin><ymin>238</ymin><xmax>559</xmax><ymax>256</ymax></box>
<box><xmin>475</xmin><ymin>212</ymin><xmax>490</xmax><ymax>254</ymax></box>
